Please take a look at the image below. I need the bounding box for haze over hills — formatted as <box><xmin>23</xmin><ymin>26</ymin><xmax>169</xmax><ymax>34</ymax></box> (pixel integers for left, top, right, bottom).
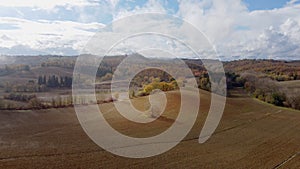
<box><xmin>1</xmin><ymin>53</ymin><xmax>299</xmax><ymax>66</ymax></box>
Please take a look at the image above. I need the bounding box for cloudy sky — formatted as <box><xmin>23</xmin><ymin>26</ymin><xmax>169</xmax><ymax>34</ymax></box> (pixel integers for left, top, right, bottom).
<box><xmin>0</xmin><ymin>0</ymin><xmax>299</xmax><ymax>60</ymax></box>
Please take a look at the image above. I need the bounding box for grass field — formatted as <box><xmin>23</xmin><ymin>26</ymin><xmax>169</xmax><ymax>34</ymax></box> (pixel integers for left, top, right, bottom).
<box><xmin>0</xmin><ymin>89</ymin><xmax>300</xmax><ymax>168</ymax></box>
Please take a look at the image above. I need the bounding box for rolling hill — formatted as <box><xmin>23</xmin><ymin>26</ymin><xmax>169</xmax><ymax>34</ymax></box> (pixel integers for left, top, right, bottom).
<box><xmin>0</xmin><ymin>89</ymin><xmax>299</xmax><ymax>168</ymax></box>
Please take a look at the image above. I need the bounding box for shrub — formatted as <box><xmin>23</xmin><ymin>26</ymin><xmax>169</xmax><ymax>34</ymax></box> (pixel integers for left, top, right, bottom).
<box><xmin>244</xmin><ymin>82</ymin><xmax>255</xmax><ymax>93</ymax></box>
<box><xmin>28</xmin><ymin>98</ymin><xmax>43</xmax><ymax>109</ymax></box>
<box><xmin>258</xmin><ymin>95</ymin><xmax>265</xmax><ymax>101</ymax></box>
<box><xmin>235</xmin><ymin>77</ymin><xmax>246</xmax><ymax>87</ymax></box>
<box><xmin>137</xmin><ymin>91</ymin><xmax>148</xmax><ymax>97</ymax></box>
<box><xmin>265</xmin><ymin>94</ymin><xmax>275</xmax><ymax>104</ymax></box>
<box><xmin>129</xmin><ymin>90</ymin><xmax>135</xmax><ymax>99</ymax></box>
<box><xmin>142</xmin><ymin>81</ymin><xmax>177</xmax><ymax>95</ymax></box>
<box><xmin>271</xmin><ymin>93</ymin><xmax>286</xmax><ymax>106</ymax></box>
<box><xmin>199</xmin><ymin>77</ymin><xmax>211</xmax><ymax>91</ymax></box>
<box><xmin>287</xmin><ymin>95</ymin><xmax>300</xmax><ymax>110</ymax></box>
<box><xmin>253</xmin><ymin>89</ymin><xmax>263</xmax><ymax>98</ymax></box>
<box><xmin>4</xmin><ymin>93</ymin><xmax>36</xmax><ymax>102</ymax></box>
<box><xmin>143</xmin><ymin>84</ymin><xmax>154</xmax><ymax>94</ymax></box>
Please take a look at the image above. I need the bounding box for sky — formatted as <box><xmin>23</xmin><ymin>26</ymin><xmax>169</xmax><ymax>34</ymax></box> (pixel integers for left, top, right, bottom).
<box><xmin>0</xmin><ymin>0</ymin><xmax>300</xmax><ymax>60</ymax></box>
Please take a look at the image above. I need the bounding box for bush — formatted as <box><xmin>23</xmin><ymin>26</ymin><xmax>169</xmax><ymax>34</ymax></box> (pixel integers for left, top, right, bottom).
<box><xmin>142</xmin><ymin>81</ymin><xmax>177</xmax><ymax>95</ymax></box>
<box><xmin>271</xmin><ymin>93</ymin><xmax>286</xmax><ymax>106</ymax></box>
<box><xmin>287</xmin><ymin>95</ymin><xmax>300</xmax><ymax>110</ymax></box>
<box><xmin>244</xmin><ymin>82</ymin><xmax>255</xmax><ymax>93</ymax></box>
<box><xmin>4</xmin><ymin>93</ymin><xmax>37</xmax><ymax>102</ymax></box>
<box><xmin>137</xmin><ymin>91</ymin><xmax>148</xmax><ymax>97</ymax></box>
<box><xmin>28</xmin><ymin>98</ymin><xmax>43</xmax><ymax>109</ymax></box>
<box><xmin>235</xmin><ymin>77</ymin><xmax>246</xmax><ymax>87</ymax></box>
<box><xmin>265</xmin><ymin>94</ymin><xmax>274</xmax><ymax>104</ymax></box>
<box><xmin>143</xmin><ymin>84</ymin><xmax>154</xmax><ymax>94</ymax></box>
<box><xmin>199</xmin><ymin>77</ymin><xmax>211</xmax><ymax>91</ymax></box>
<box><xmin>258</xmin><ymin>95</ymin><xmax>265</xmax><ymax>101</ymax></box>
<box><xmin>253</xmin><ymin>89</ymin><xmax>263</xmax><ymax>98</ymax></box>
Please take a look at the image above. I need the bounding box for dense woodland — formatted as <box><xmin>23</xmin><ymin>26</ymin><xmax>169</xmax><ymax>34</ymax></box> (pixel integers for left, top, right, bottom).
<box><xmin>38</xmin><ymin>75</ymin><xmax>73</xmax><ymax>88</ymax></box>
<box><xmin>224</xmin><ymin>59</ymin><xmax>300</xmax><ymax>81</ymax></box>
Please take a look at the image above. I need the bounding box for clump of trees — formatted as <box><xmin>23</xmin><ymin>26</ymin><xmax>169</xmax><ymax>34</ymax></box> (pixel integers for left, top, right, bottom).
<box><xmin>38</xmin><ymin>75</ymin><xmax>72</xmax><ymax>88</ymax></box>
<box><xmin>252</xmin><ymin>89</ymin><xmax>287</xmax><ymax>106</ymax></box>
<box><xmin>221</xmin><ymin>71</ymin><xmax>300</xmax><ymax>110</ymax></box>
<box><xmin>240</xmin><ymin>74</ymin><xmax>300</xmax><ymax>109</ymax></box>
<box><xmin>2</xmin><ymin>93</ymin><xmax>46</xmax><ymax>110</ymax></box>
<box><xmin>4</xmin><ymin>64</ymin><xmax>30</xmax><ymax>71</ymax></box>
<box><xmin>137</xmin><ymin>78</ymin><xmax>178</xmax><ymax>96</ymax></box>
<box><xmin>225</xmin><ymin>72</ymin><xmax>246</xmax><ymax>89</ymax></box>
<box><xmin>286</xmin><ymin>95</ymin><xmax>300</xmax><ymax>110</ymax></box>
<box><xmin>4</xmin><ymin>74</ymin><xmax>72</xmax><ymax>93</ymax></box>
<box><xmin>41</xmin><ymin>57</ymin><xmax>75</xmax><ymax>69</ymax></box>
<box><xmin>28</xmin><ymin>98</ymin><xmax>44</xmax><ymax>109</ymax></box>
<box><xmin>5</xmin><ymin>81</ymin><xmax>47</xmax><ymax>93</ymax></box>
<box><xmin>0</xmin><ymin>64</ymin><xmax>30</xmax><ymax>76</ymax></box>
<box><xmin>197</xmin><ymin>72</ymin><xmax>246</xmax><ymax>92</ymax></box>
<box><xmin>129</xmin><ymin>69</ymin><xmax>175</xmax><ymax>88</ymax></box>
<box><xmin>26</xmin><ymin>95</ymin><xmax>73</xmax><ymax>109</ymax></box>
<box><xmin>0</xmin><ymin>95</ymin><xmax>75</xmax><ymax>110</ymax></box>
<box><xmin>198</xmin><ymin>72</ymin><xmax>211</xmax><ymax>91</ymax></box>
<box><xmin>0</xmin><ymin>99</ymin><xmax>16</xmax><ymax>110</ymax></box>
<box><xmin>4</xmin><ymin>93</ymin><xmax>37</xmax><ymax>102</ymax></box>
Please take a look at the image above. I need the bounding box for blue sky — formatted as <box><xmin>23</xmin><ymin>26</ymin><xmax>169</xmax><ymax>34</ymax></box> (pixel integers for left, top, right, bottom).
<box><xmin>244</xmin><ymin>0</ymin><xmax>292</xmax><ymax>11</ymax></box>
<box><xmin>0</xmin><ymin>0</ymin><xmax>299</xmax><ymax>60</ymax></box>
<box><xmin>0</xmin><ymin>0</ymin><xmax>294</xmax><ymax>24</ymax></box>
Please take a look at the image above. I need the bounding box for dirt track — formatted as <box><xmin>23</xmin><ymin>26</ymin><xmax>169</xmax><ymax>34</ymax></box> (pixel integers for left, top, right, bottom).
<box><xmin>0</xmin><ymin>90</ymin><xmax>300</xmax><ymax>168</ymax></box>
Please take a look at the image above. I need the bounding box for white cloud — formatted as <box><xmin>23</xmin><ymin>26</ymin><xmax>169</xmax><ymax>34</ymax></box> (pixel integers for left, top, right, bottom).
<box><xmin>82</xmin><ymin>13</ymin><xmax>216</xmax><ymax>60</ymax></box>
<box><xmin>286</xmin><ymin>0</ymin><xmax>300</xmax><ymax>6</ymax></box>
<box><xmin>108</xmin><ymin>0</ymin><xmax>120</xmax><ymax>9</ymax></box>
<box><xmin>177</xmin><ymin>0</ymin><xmax>300</xmax><ymax>60</ymax></box>
<box><xmin>1</xmin><ymin>0</ymin><xmax>300</xmax><ymax>60</ymax></box>
<box><xmin>0</xmin><ymin>0</ymin><xmax>97</xmax><ymax>10</ymax></box>
<box><xmin>0</xmin><ymin>17</ymin><xmax>104</xmax><ymax>55</ymax></box>
<box><xmin>113</xmin><ymin>0</ymin><xmax>167</xmax><ymax>20</ymax></box>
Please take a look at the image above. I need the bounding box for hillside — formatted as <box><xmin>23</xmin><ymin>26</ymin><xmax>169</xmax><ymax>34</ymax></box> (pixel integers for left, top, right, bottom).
<box><xmin>224</xmin><ymin>59</ymin><xmax>300</xmax><ymax>81</ymax></box>
<box><xmin>0</xmin><ymin>90</ymin><xmax>299</xmax><ymax>168</ymax></box>
<box><xmin>1</xmin><ymin>55</ymin><xmax>300</xmax><ymax>110</ymax></box>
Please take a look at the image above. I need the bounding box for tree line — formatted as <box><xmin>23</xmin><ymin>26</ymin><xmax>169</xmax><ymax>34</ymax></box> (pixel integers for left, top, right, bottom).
<box><xmin>38</xmin><ymin>75</ymin><xmax>72</xmax><ymax>88</ymax></box>
<box><xmin>224</xmin><ymin>59</ymin><xmax>300</xmax><ymax>82</ymax></box>
<box><xmin>241</xmin><ymin>73</ymin><xmax>300</xmax><ymax>110</ymax></box>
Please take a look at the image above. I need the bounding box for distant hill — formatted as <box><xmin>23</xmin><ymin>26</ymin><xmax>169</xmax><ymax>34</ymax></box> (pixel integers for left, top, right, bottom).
<box><xmin>224</xmin><ymin>59</ymin><xmax>300</xmax><ymax>81</ymax></box>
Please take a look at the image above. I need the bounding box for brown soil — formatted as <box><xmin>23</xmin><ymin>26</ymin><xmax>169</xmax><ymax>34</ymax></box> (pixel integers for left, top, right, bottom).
<box><xmin>0</xmin><ymin>90</ymin><xmax>300</xmax><ymax>169</ymax></box>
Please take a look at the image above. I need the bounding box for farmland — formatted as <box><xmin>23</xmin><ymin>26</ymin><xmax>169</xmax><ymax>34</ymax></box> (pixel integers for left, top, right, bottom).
<box><xmin>0</xmin><ymin>90</ymin><xmax>300</xmax><ymax>168</ymax></box>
